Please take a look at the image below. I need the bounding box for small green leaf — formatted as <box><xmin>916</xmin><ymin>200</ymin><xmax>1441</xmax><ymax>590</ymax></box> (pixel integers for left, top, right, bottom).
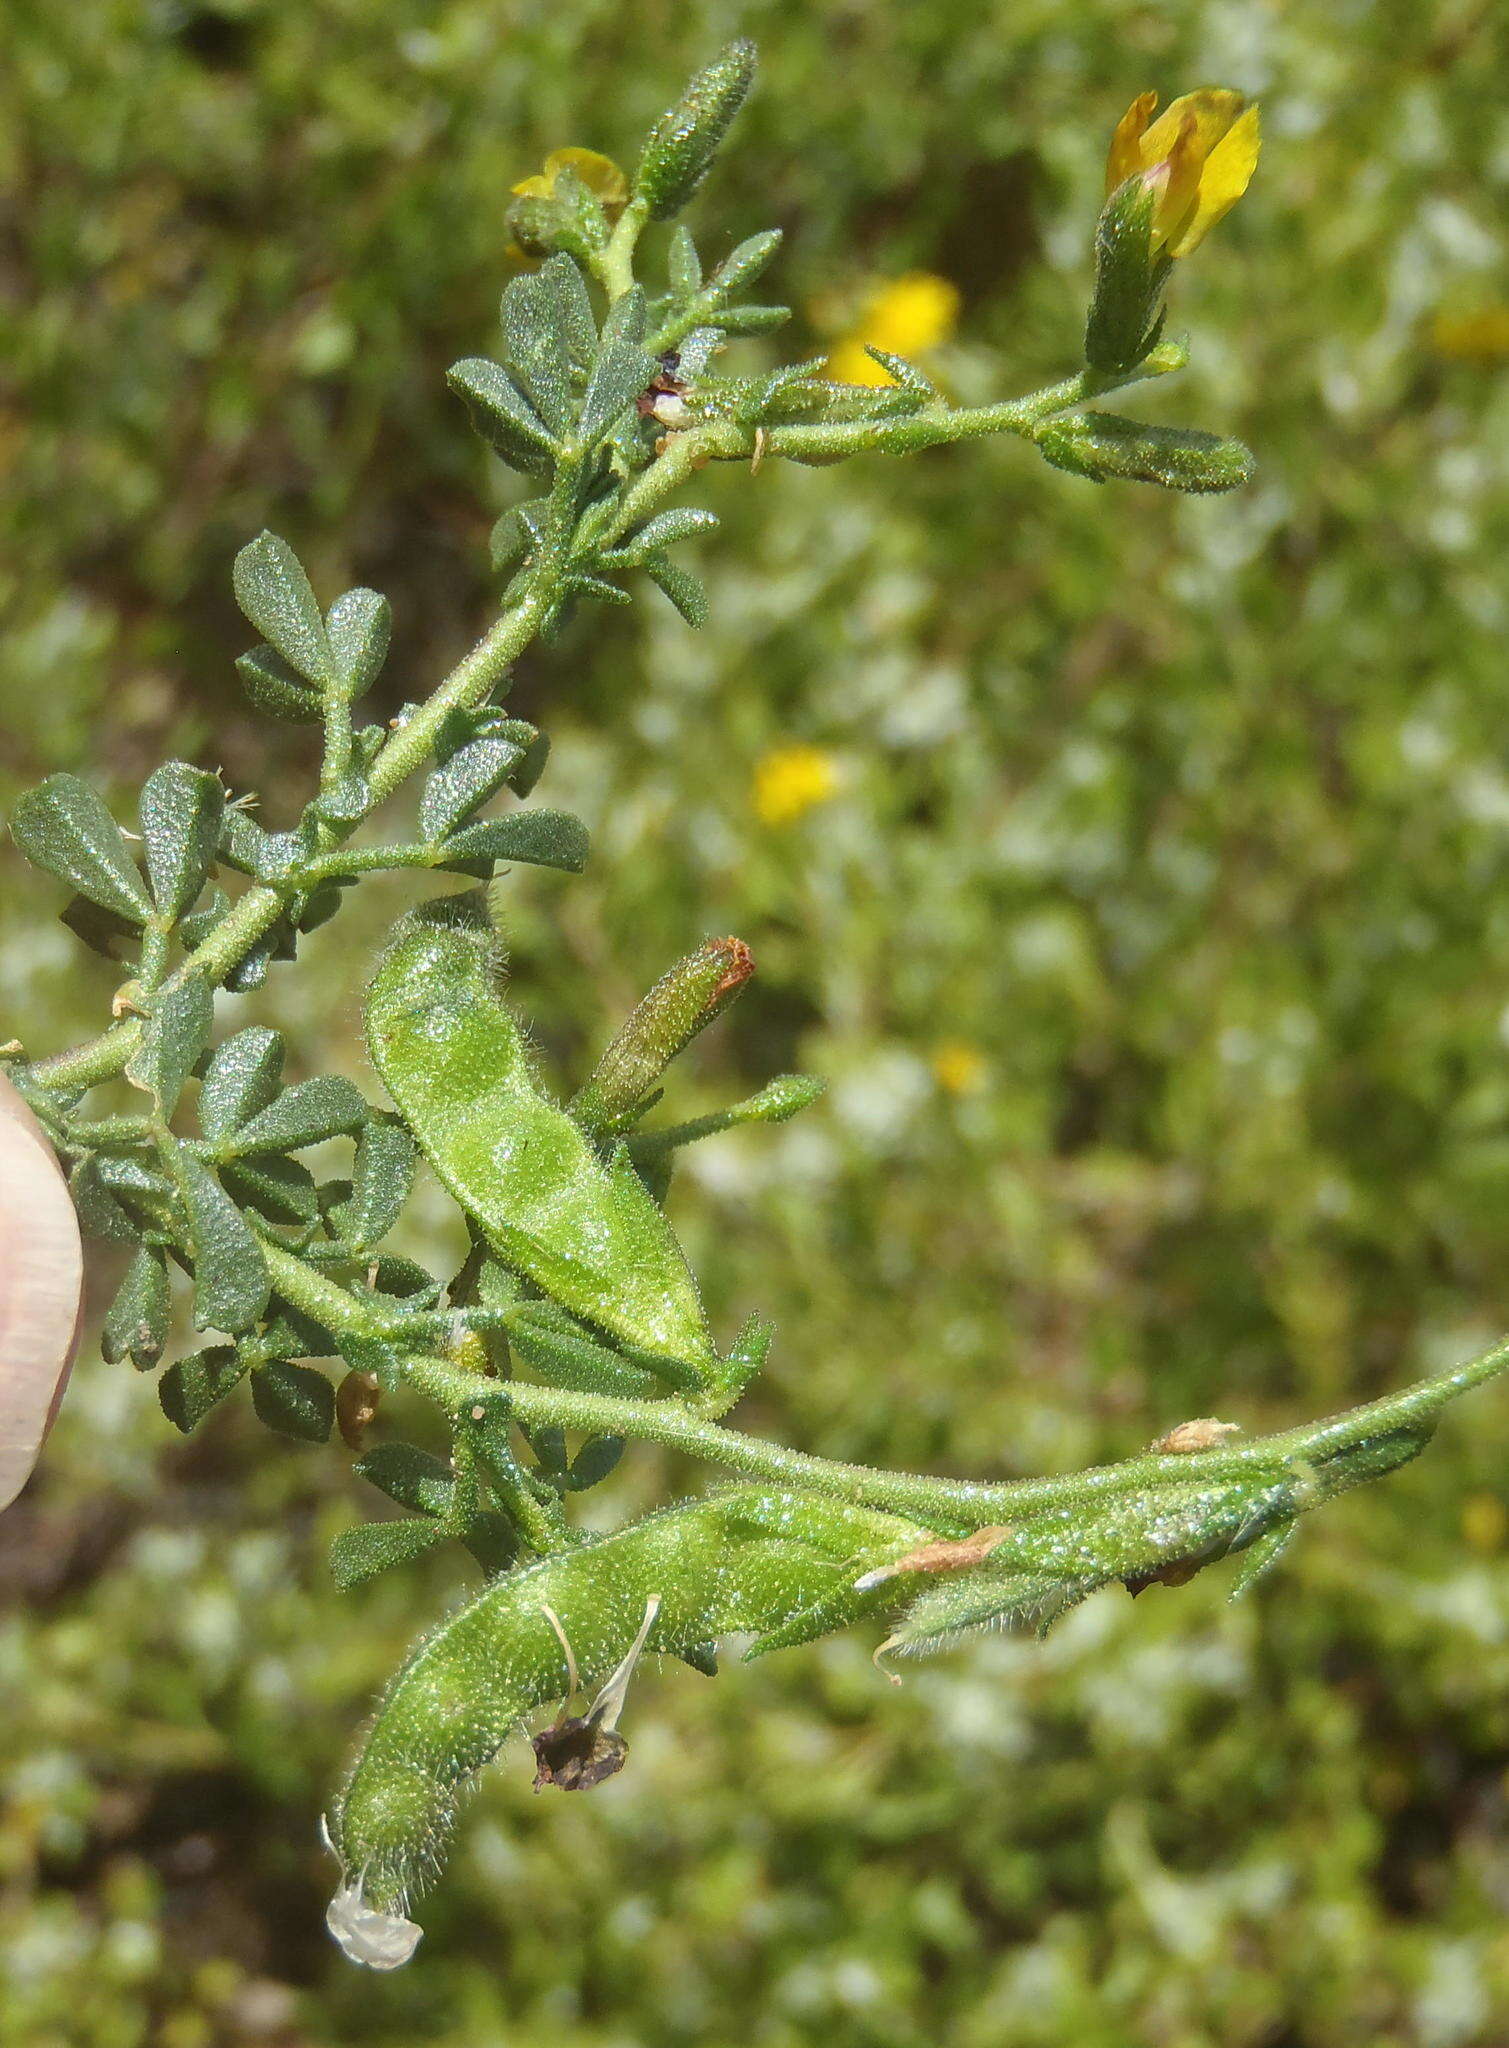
<box><xmin>176</xmin><ymin>1152</ymin><xmax>270</xmax><ymax>1333</ymax></box>
<box><xmin>330</xmin><ymin>1517</ymin><xmax>448</xmax><ymax>1588</ymax></box>
<box><xmin>228</xmin><ymin>1075</ymin><xmax>369</xmax><ymax>1154</ymax></box>
<box><xmin>439</xmin><ymin>808</ymin><xmax>589</xmax><ymax>873</ymax></box>
<box><xmin>327</xmin><ymin>1115</ymin><xmax>416</xmax><ymax>1249</ymax></box>
<box><xmin>644</xmin><ymin>556</ymin><xmax>708</xmax><ymax>628</ymax></box>
<box><xmin>234</xmin><ymin>645</ymin><xmax>323</xmax><ymax>724</ymax></box>
<box><xmin>221</xmin><ymin>1154</ymin><xmax>320</xmax><ymax>1226</ymax></box>
<box><xmin>354</xmin><ymin>1442</ymin><xmax>455</xmax><ymax>1518</ymax></box>
<box><xmin>251</xmin><ymin>1359</ymin><xmax>335</xmax><ymax>1442</ymax></box>
<box><xmin>199</xmin><ymin>1027</ymin><xmax>285</xmax><ymax>1140</ymax></box>
<box><xmin>609</xmin><ymin>507</ymin><xmax>719</xmax><ymax>564</ymax></box>
<box><xmin>707</xmin><ymin>228</ymin><xmax>782</xmax><ymax>300</ymax></box>
<box><xmin>11</xmin><ymin>774</ymin><xmax>152</xmax><ymax>922</ymax></box>
<box><xmin>419</xmin><ymin>732</ymin><xmax>532</xmax><ymax>843</ymax></box>
<box><xmin>716</xmin><ymin>303</ymin><xmax>790</xmax><ymax>335</ymax></box>
<box><xmin>635</xmin><ymin>1074</ymin><xmax>825</xmax><ymax>1157</ymax></box>
<box><xmin>326</xmin><ymin>587</ymin><xmax>391</xmax><ymax>700</ymax></box>
<box><xmin>447</xmin><ymin>358</ymin><xmax>558</xmax><ymax>473</ymax></box>
<box><xmin>159</xmin><ymin>1346</ymin><xmax>246</xmax><ymax>1433</ymax></box>
<box><xmin>59</xmin><ymin>895</ymin><xmax>142</xmax><ymax>960</ymax></box>
<box><xmin>537</xmin><ymin>252</ymin><xmax>597</xmax><ymax>372</ymax></box>
<box><xmin>309</xmin><ymin>772</ymin><xmax>372</xmax><ymax>827</ymax></box>
<box><xmin>500</xmin><ymin>272</ymin><xmax>574</xmax><ymax>437</ymax></box>
<box><xmin>139</xmin><ymin>762</ymin><xmax>225</xmax><ymax>921</ymax></box>
<box><xmin>579</xmin><ymin>287</ymin><xmax>656</xmax><ymax>444</ymax></box>
<box><xmin>126</xmin><ymin>974</ymin><xmax>214</xmax><ymax>1118</ymax></box>
<box><xmin>668</xmin><ymin>224</ymin><xmax>702</xmax><ymax>296</ymax></box>
<box><xmin>564</xmin><ymin>1435</ymin><xmax>625</xmax><ymax>1491</ymax></box>
<box><xmin>334</xmin><ymin>1330</ymin><xmax>408</xmax><ymax>1394</ymax></box>
<box><xmin>863</xmin><ymin>347</ymin><xmax>938</xmax><ymax>395</ymax></box>
<box><xmin>102</xmin><ymin>1245</ymin><xmax>171</xmax><ymax>1369</ymax></box>
<box><xmin>69</xmin><ymin>1155</ymin><xmax>138</xmax><ymax>1242</ymax></box>
<box><xmin>505</xmin><ymin>1302</ymin><xmax>665</xmax><ymax>1398</ymax></box>
<box><xmin>232</xmin><ymin>531</ymin><xmax>332</xmax><ymax>685</ymax></box>
<box><xmin>1036</xmin><ymin>412</ymin><xmax>1254</xmax><ymax>494</ymax></box>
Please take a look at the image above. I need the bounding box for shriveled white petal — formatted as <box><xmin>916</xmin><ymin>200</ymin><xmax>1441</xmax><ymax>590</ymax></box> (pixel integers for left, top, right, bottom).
<box><xmin>0</xmin><ymin>1074</ymin><xmax>83</xmax><ymax>1510</ymax></box>
<box><xmin>325</xmin><ymin>1884</ymin><xmax>423</xmax><ymax>1969</ymax></box>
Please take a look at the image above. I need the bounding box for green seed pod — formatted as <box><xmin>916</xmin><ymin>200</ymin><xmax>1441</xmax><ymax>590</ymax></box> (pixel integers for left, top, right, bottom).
<box><xmin>632</xmin><ymin>41</ymin><xmax>757</xmax><ymax>221</ymax></box>
<box><xmin>571</xmin><ymin>936</ymin><xmax>754</xmax><ymax>1139</ymax></box>
<box><xmin>327</xmin><ymin>1486</ymin><xmax>926</xmax><ymax>1948</ymax></box>
<box><xmin>365</xmin><ymin>903</ymin><xmax>715</xmax><ymax>1377</ymax></box>
<box><xmin>1035</xmin><ymin>412</ymin><xmax>1254</xmax><ymax>494</ymax></box>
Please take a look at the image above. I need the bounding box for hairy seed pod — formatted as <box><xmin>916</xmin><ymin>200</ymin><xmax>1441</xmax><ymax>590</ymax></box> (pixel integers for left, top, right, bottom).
<box><xmin>328</xmin><ymin>1486</ymin><xmax>926</xmax><ymax>1936</ymax></box>
<box><xmin>365</xmin><ymin>904</ymin><xmax>714</xmax><ymax>1377</ymax></box>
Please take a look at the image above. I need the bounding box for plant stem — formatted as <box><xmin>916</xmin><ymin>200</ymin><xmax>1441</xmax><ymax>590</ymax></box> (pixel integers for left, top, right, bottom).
<box><xmin>259</xmin><ymin>1239</ymin><xmax>1509</xmax><ymax>1535</ymax></box>
<box><xmin>599</xmin><ymin>198</ymin><xmax>650</xmax><ymax>303</ymax></box>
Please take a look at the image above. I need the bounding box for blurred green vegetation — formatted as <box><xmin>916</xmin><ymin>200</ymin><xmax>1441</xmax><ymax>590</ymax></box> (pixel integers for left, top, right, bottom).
<box><xmin>5</xmin><ymin>0</ymin><xmax>1509</xmax><ymax>2042</ymax></box>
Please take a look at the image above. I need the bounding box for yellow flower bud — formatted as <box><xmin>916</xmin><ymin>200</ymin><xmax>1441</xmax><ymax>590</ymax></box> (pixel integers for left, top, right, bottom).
<box><xmin>1105</xmin><ymin>89</ymin><xmax>1260</xmax><ymax>258</ymax></box>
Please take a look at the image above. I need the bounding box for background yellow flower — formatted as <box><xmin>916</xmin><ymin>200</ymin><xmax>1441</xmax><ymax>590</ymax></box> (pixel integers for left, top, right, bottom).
<box><xmin>752</xmin><ymin>743</ymin><xmax>841</xmax><ymax>824</ymax></box>
<box><xmin>822</xmin><ymin>271</ymin><xmax>961</xmax><ymax>385</ymax></box>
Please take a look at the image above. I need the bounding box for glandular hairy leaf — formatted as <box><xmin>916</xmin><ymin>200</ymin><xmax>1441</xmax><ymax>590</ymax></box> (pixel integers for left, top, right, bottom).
<box><xmin>125</xmin><ymin>973</ymin><xmax>214</xmax><ymax>1118</ymax></box>
<box><xmin>174</xmin><ymin>1151</ymin><xmax>270</xmax><ymax>1333</ymax></box>
<box><xmin>331</xmin><ymin>1518</ymin><xmax>449</xmax><ymax>1588</ymax></box>
<box><xmin>232</xmin><ymin>531</ymin><xmax>333</xmax><ymax>685</ymax></box>
<box><xmin>252</xmin><ymin>1358</ymin><xmax>336</xmax><ymax>1442</ymax></box>
<box><xmin>199</xmin><ymin>1027</ymin><xmax>285</xmax><ymax>1140</ymax></box>
<box><xmin>102</xmin><ymin>1244</ymin><xmax>171</xmax><ymax>1369</ymax></box>
<box><xmin>446</xmin><ymin>358</ymin><xmax>559</xmax><ymax>474</ymax></box>
<box><xmin>158</xmin><ymin>1346</ymin><xmax>247</xmax><ymax>1434</ymax></box>
<box><xmin>326</xmin><ymin>588</ymin><xmax>391</xmax><ymax>700</ymax></box>
<box><xmin>139</xmin><ymin>762</ymin><xmax>225</xmax><ymax>921</ymax></box>
<box><xmin>11</xmin><ymin>773</ymin><xmax>153</xmax><ymax>923</ymax></box>
<box><xmin>226</xmin><ymin>1074</ymin><xmax>370</xmax><ymax>1155</ymax></box>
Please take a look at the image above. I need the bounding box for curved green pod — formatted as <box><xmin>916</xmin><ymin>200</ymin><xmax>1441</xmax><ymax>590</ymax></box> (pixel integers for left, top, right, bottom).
<box><xmin>328</xmin><ymin>1487</ymin><xmax>927</xmax><ymax>1934</ymax></box>
<box><xmin>365</xmin><ymin>907</ymin><xmax>714</xmax><ymax>1378</ymax></box>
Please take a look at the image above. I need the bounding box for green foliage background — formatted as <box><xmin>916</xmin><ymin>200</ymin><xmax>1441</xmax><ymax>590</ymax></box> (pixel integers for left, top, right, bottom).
<box><xmin>5</xmin><ymin>1</ymin><xmax>1509</xmax><ymax>2041</ymax></box>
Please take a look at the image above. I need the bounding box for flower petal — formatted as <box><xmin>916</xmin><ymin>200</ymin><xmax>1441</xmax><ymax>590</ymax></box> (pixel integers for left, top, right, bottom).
<box><xmin>1165</xmin><ymin>102</ymin><xmax>1261</xmax><ymax>257</ymax></box>
<box><xmin>544</xmin><ymin>147</ymin><xmax>629</xmax><ymax>207</ymax></box>
<box><xmin>1106</xmin><ymin>91</ymin><xmax>1158</xmax><ymax>194</ymax></box>
<box><xmin>1139</xmin><ymin>87</ymin><xmax>1247</xmax><ymax>167</ymax></box>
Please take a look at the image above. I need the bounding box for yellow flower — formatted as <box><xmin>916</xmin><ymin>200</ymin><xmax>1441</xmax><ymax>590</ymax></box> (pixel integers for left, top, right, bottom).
<box><xmin>511</xmin><ymin>147</ymin><xmax>629</xmax><ymax>216</ymax></box>
<box><xmin>822</xmin><ymin>272</ymin><xmax>961</xmax><ymax>386</ymax></box>
<box><xmin>752</xmin><ymin>744</ymin><xmax>841</xmax><ymax>826</ymax></box>
<box><xmin>931</xmin><ymin>1041</ymin><xmax>987</xmax><ymax>1097</ymax></box>
<box><xmin>1105</xmin><ymin>89</ymin><xmax>1260</xmax><ymax>258</ymax></box>
<box><xmin>1429</xmin><ymin>306</ymin><xmax>1509</xmax><ymax>364</ymax></box>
